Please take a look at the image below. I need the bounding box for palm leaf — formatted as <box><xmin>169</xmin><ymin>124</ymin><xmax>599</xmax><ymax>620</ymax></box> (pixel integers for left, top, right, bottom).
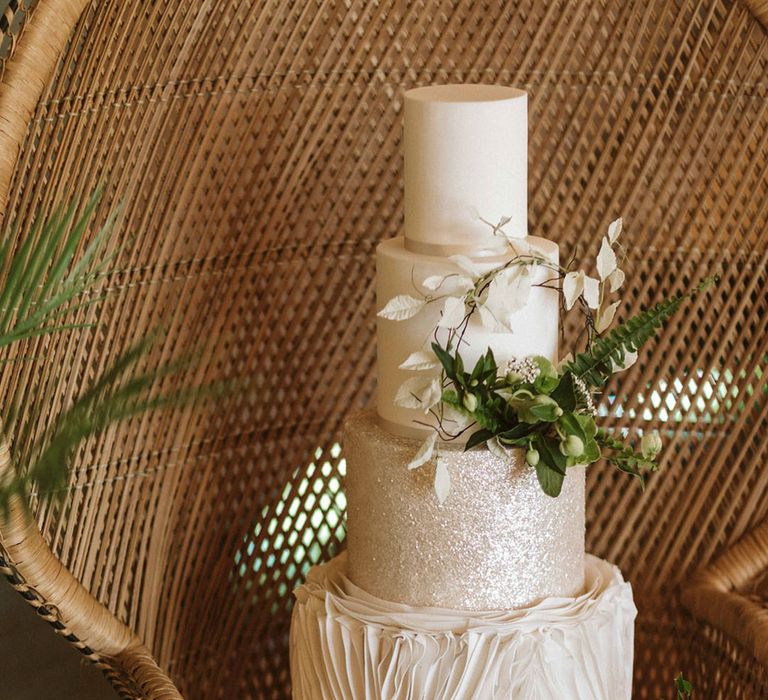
<box><xmin>0</xmin><ymin>189</ymin><xmax>118</xmax><ymax>349</ymax></box>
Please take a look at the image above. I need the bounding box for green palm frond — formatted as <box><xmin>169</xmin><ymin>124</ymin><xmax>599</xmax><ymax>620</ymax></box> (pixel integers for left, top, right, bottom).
<box><xmin>0</xmin><ymin>188</ymin><xmax>118</xmax><ymax>351</ymax></box>
<box><xmin>0</xmin><ymin>192</ymin><xmax>232</xmax><ymax>513</ymax></box>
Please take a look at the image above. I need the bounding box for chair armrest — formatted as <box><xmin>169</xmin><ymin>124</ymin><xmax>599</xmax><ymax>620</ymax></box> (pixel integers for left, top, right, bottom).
<box><xmin>681</xmin><ymin>519</ymin><xmax>768</xmax><ymax>668</ymax></box>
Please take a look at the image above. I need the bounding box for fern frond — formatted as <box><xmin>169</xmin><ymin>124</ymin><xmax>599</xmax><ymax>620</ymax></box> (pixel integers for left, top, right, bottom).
<box><xmin>565</xmin><ymin>276</ymin><xmax>717</xmax><ymax>388</ymax></box>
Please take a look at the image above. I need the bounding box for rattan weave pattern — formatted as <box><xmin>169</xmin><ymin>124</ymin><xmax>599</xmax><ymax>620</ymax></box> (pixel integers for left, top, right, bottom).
<box><xmin>0</xmin><ymin>1</ymin><xmax>766</xmax><ymax>698</ymax></box>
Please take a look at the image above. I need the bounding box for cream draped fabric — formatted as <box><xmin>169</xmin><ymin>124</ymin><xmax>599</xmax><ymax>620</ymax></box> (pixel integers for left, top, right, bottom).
<box><xmin>290</xmin><ymin>552</ymin><xmax>636</xmax><ymax>699</ymax></box>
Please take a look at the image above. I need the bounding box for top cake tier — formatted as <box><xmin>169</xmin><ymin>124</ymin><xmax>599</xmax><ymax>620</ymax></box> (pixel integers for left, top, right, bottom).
<box><xmin>404</xmin><ymin>84</ymin><xmax>528</xmax><ymax>253</ymax></box>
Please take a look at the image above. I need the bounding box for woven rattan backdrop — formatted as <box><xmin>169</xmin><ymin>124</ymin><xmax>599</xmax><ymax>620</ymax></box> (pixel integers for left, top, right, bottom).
<box><xmin>0</xmin><ymin>1</ymin><xmax>767</xmax><ymax>698</ymax></box>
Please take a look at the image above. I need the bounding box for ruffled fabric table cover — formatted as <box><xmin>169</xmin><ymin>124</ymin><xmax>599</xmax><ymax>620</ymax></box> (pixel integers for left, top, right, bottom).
<box><xmin>289</xmin><ymin>552</ymin><xmax>636</xmax><ymax>699</ymax></box>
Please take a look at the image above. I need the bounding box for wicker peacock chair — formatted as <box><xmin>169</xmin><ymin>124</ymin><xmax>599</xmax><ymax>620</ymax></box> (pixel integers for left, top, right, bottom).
<box><xmin>0</xmin><ymin>1</ymin><xmax>767</xmax><ymax>698</ymax></box>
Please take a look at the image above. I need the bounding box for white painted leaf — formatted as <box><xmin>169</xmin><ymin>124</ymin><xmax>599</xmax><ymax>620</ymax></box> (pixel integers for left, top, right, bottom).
<box><xmin>612</xmin><ymin>349</ymin><xmax>638</xmax><ymax>372</ymax></box>
<box><xmin>453</xmin><ymin>275</ymin><xmax>476</xmax><ymax>293</ymax></box>
<box><xmin>434</xmin><ymin>456</ymin><xmax>451</xmax><ymax>505</ymax></box>
<box><xmin>487</xmin><ymin>436</ymin><xmax>510</xmax><ymax>461</ymax></box>
<box><xmin>596</xmin><ymin>237</ymin><xmax>617</xmax><ymax>281</ymax></box>
<box><xmin>441</xmin><ymin>405</ymin><xmax>472</xmax><ymax>432</ymax></box>
<box><xmin>378</xmin><ymin>294</ymin><xmax>426</xmax><ymax>321</ymax></box>
<box><xmin>562</xmin><ymin>271</ymin><xmax>584</xmax><ymax>310</ymax></box>
<box><xmin>478</xmin><ymin>302</ymin><xmax>511</xmax><ymax>332</ymax></box>
<box><xmin>607</xmin><ymin>217</ymin><xmax>623</xmax><ymax>244</ymax></box>
<box><xmin>437</xmin><ymin>296</ymin><xmax>466</xmax><ymax>328</ymax></box>
<box><xmin>582</xmin><ymin>275</ymin><xmax>600</xmax><ymax>310</ymax></box>
<box><xmin>596</xmin><ymin>301</ymin><xmax>620</xmax><ymax>333</ymax></box>
<box><xmin>448</xmin><ymin>254</ymin><xmax>483</xmax><ymax>278</ymax></box>
<box><xmin>394</xmin><ymin>376</ymin><xmax>431</xmax><ymax>409</ymax></box>
<box><xmin>420</xmin><ymin>377</ymin><xmax>443</xmax><ymax>412</ymax></box>
<box><xmin>399</xmin><ymin>350</ymin><xmax>440</xmax><ymax>371</ymax></box>
<box><xmin>608</xmin><ymin>268</ymin><xmax>625</xmax><ymax>293</ymax></box>
<box><xmin>407</xmin><ymin>431</ymin><xmax>438</xmax><ymax>470</ymax></box>
<box><xmin>481</xmin><ymin>267</ymin><xmax>531</xmax><ymax>330</ymax></box>
<box><xmin>421</xmin><ymin>275</ymin><xmax>447</xmax><ymax>291</ymax></box>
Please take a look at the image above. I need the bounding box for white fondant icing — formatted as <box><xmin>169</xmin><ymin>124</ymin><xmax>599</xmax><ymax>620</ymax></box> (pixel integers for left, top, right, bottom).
<box><xmin>404</xmin><ymin>84</ymin><xmax>528</xmax><ymax>251</ymax></box>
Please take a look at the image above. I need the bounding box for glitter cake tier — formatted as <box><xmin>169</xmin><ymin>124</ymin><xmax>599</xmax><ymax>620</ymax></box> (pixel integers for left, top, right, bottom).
<box><xmin>344</xmin><ymin>410</ymin><xmax>586</xmax><ymax>610</ymax></box>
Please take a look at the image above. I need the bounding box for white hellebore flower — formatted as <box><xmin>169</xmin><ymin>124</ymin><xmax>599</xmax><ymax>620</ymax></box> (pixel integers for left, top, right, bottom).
<box><xmin>394</xmin><ymin>375</ymin><xmax>442</xmax><ymax>412</ymax></box>
<box><xmin>478</xmin><ymin>266</ymin><xmax>532</xmax><ymax>331</ymax></box>
<box><xmin>563</xmin><ymin>270</ymin><xmax>600</xmax><ymax>310</ymax></box>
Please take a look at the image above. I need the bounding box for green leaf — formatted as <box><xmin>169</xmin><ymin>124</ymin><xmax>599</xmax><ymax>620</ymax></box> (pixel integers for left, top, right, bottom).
<box><xmin>549</xmin><ymin>372</ymin><xmax>577</xmax><ymax>412</ymax></box>
<box><xmin>535</xmin><ymin>460</ymin><xmax>565</xmax><ymax>497</ymax></box>
<box><xmin>431</xmin><ymin>342</ymin><xmax>456</xmax><ymax>379</ymax></box>
<box><xmin>464</xmin><ymin>428</ymin><xmax>495</xmax><ymax>450</ymax></box>
<box><xmin>498</xmin><ymin>422</ymin><xmax>534</xmax><ymax>442</ymax></box>
<box><xmin>535</xmin><ymin>435</ymin><xmax>567</xmax><ymax>476</ymax></box>
<box><xmin>532</xmin><ymin>355</ymin><xmax>559</xmax><ymax>393</ymax></box>
<box><xmin>565</xmin><ymin>277</ymin><xmax>717</xmax><ymax>388</ymax></box>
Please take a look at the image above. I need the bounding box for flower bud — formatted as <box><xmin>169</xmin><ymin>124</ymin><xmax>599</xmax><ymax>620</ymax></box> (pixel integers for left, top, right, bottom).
<box><xmin>641</xmin><ymin>432</ymin><xmax>662</xmax><ymax>459</ymax></box>
<box><xmin>526</xmin><ymin>448</ymin><xmax>540</xmax><ymax>467</ymax></box>
<box><xmin>560</xmin><ymin>435</ymin><xmax>584</xmax><ymax>458</ymax></box>
<box><xmin>462</xmin><ymin>392</ymin><xmax>478</xmax><ymax>412</ymax></box>
<box><xmin>506</xmin><ymin>369</ymin><xmax>525</xmax><ymax>384</ymax></box>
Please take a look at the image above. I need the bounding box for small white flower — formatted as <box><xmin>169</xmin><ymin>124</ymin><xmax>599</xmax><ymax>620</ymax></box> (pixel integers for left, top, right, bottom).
<box><xmin>607</xmin><ymin>218</ymin><xmax>623</xmax><ymax>244</ymax></box>
<box><xmin>434</xmin><ymin>456</ymin><xmax>451</xmax><ymax>504</ymax></box>
<box><xmin>437</xmin><ymin>295</ymin><xmax>467</xmax><ymax>328</ymax></box>
<box><xmin>378</xmin><ymin>295</ymin><xmax>426</xmax><ymax>321</ymax></box>
<box><xmin>596</xmin><ymin>300</ymin><xmax>620</xmax><ymax>333</ymax></box>
<box><xmin>596</xmin><ymin>237</ymin><xmax>617</xmax><ymax>282</ymax></box>
<box><xmin>399</xmin><ymin>350</ymin><xmax>440</xmax><ymax>372</ymax></box>
<box><xmin>407</xmin><ymin>432</ymin><xmax>438</xmax><ymax>470</ymax></box>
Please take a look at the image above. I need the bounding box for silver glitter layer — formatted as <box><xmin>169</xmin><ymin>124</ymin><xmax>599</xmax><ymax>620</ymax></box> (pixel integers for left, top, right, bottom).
<box><xmin>344</xmin><ymin>411</ymin><xmax>586</xmax><ymax>610</ymax></box>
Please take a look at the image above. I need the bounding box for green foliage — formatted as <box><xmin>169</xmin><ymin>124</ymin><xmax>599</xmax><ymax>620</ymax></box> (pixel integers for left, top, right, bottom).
<box><xmin>596</xmin><ymin>429</ymin><xmax>658</xmax><ymax>486</ymax></box>
<box><xmin>0</xmin><ymin>189</ymin><xmax>119</xmax><ymax>351</ymax></box>
<box><xmin>675</xmin><ymin>672</ymin><xmax>693</xmax><ymax>698</ymax></box>
<box><xmin>564</xmin><ymin>277</ymin><xmax>717</xmax><ymax>388</ymax></box>
<box><xmin>0</xmin><ymin>192</ymin><xmax>228</xmax><ymax>513</ymax></box>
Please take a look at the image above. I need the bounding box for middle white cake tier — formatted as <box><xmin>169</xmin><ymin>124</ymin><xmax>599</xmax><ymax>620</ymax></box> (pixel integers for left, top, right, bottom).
<box><xmin>376</xmin><ymin>235</ymin><xmax>560</xmax><ymax>435</ymax></box>
<box><xmin>344</xmin><ymin>411</ymin><xmax>586</xmax><ymax>610</ymax></box>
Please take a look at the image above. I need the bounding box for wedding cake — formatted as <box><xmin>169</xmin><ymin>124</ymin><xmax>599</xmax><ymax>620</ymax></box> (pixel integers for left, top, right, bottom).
<box><xmin>290</xmin><ymin>84</ymin><xmax>637</xmax><ymax>699</ymax></box>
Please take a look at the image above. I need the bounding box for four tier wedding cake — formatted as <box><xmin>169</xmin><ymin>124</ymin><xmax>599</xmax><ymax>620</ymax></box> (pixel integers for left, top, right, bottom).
<box><xmin>290</xmin><ymin>84</ymin><xmax>637</xmax><ymax>699</ymax></box>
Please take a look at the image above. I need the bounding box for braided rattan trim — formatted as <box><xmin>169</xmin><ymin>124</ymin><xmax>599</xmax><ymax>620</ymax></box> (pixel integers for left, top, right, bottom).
<box><xmin>0</xmin><ymin>542</ymin><xmax>147</xmax><ymax>700</ymax></box>
<box><xmin>682</xmin><ymin>519</ymin><xmax>768</xmax><ymax>669</ymax></box>
<box><xmin>743</xmin><ymin>0</ymin><xmax>768</xmax><ymax>28</ymax></box>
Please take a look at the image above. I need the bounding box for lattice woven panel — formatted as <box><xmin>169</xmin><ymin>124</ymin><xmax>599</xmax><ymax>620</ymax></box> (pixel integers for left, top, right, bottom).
<box><xmin>0</xmin><ymin>0</ymin><xmax>767</xmax><ymax>697</ymax></box>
